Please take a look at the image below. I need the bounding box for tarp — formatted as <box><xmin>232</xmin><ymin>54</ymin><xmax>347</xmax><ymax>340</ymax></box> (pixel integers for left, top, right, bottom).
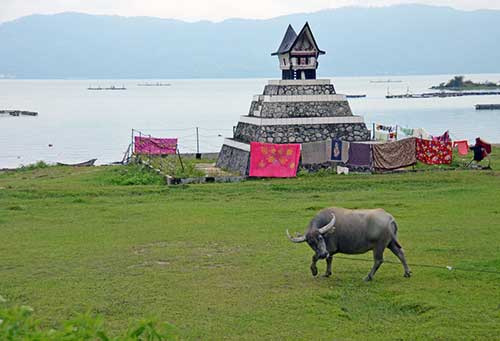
<box><xmin>134</xmin><ymin>136</ymin><xmax>177</xmax><ymax>155</ymax></box>
<box><xmin>416</xmin><ymin>138</ymin><xmax>452</xmax><ymax>165</ymax></box>
<box><xmin>301</xmin><ymin>140</ymin><xmax>331</xmax><ymax>165</ymax></box>
<box><xmin>373</xmin><ymin>138</ymin><xmax>417</xmax><ymax>170</ymax></box>
<box><xmin>249</xmin><ymin>142</ymin><xmax>301</xmax><ymax>177</ymax></box>
<box><xmin>331</xmin><ymin>139</ymin><xmax>350</xmax><ymax>162</ymax></box>
<box><xmin>347</xmin><ymin>142</ymin><xmax>372</xmax><ymax>167</ymax></box>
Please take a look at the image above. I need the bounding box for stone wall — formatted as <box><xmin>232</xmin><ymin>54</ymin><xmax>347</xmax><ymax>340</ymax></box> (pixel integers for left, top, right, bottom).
<box><xmin>259</xmin><ymin>101</ymin><xmax>352</xmax><ymax>118</ymax></box>
<box><xmin>248</xmin><ymin>101</ymin><xmax>259</xmax><ymax>115</ymax></box>
<box><xmin>263</xmin><ymin>84</ymin><xmax>336</xmax><ymax>96</ymax></box>
<box><xmin>234</xmin><ymin>122</ymin><xmax>371</xmax><ymax>144</ymax></box>
<box><xmin>215</xmin><ymin>144</ymin><xmax>250</xmax><ymax>175</ymax></box>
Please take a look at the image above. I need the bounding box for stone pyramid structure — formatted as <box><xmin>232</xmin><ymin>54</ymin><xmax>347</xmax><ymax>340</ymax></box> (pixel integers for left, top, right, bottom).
<box><xmin>216</xmin><ymin>23</ymin><xmax>370</xmax><ymax>175</ymax></box>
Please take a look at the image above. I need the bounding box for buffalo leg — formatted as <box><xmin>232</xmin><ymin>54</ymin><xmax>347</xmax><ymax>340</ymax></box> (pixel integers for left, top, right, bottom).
<box><xmin>365</xmin><ymin>245</ymin><xmax>385</xmax><ymax>281</ymax></box>
<box><xmin>323</xmin><ymin>255</ymin><xmax>333</xmax><ymax>277</ymax></box>
<box><xmin>388</xmin><ymin>241</ymin><xmax>412</xmax><ymax>277</ymax></box>
<box><xmin>310</xmin><ymin>255</ymin><xmax>319</xmax><ymax>276</ymax></box>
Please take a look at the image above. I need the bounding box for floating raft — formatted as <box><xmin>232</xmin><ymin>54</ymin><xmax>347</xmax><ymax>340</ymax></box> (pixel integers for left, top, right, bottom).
<box><xmin>0</xmin><ymin>110</ymin><xmax>38</xmax><ymax>116</ymax></box>
<box><xmin>475</xmin><ymin>104</ymin><xmax>500</xmax><ymax>110</ymax></box>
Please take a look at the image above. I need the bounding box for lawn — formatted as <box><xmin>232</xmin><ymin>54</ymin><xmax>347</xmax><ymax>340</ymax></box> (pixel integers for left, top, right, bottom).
<box><xmin>1</xmin><ymin>151</ymin><xmax>499</xmax><ymax>339</ymax></box>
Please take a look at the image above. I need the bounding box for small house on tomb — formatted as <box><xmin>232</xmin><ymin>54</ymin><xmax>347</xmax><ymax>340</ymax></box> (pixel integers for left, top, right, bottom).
<box><xmin>216</xmin><ymin>23</ymin><xmax>371</xmax><ymax>175</ymax></box>
<box><xmin>272</xmin><ymin>22</ymin><xmax>325</xmax><ymax>80</ymax></box>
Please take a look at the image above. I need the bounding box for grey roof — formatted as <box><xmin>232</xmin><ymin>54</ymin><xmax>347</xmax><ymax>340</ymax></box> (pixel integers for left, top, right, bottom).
<box><xmin>271</xmin><ymin>25</ymin><xmax>297</xmax><ymax>56</ymax></box>
<box><xmin>271</xmin><ymin>22</ymin><xmax>325</xmax><ymax>56</ymax></box>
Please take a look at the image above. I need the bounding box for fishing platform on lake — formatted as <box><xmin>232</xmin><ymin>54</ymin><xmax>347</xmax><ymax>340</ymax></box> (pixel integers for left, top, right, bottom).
<box><xmin>0</xmin><ymin>110</ymin><xmax>38</xmax><ymax>117</ymax></box>
<box><xmin>87</xmin><ymin>85</ymin><xmax>127</xmax><ymax>90</ymax></box>
<box><xmin>475</xmin><ymin>104</ymin><xmax>500</xmax><ymax>110</ymax></box>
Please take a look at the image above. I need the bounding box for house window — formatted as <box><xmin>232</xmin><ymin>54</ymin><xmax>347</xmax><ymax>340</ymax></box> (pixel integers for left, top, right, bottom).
<box><xmin>300</xmin><ymin>57</ymin><xmax>307</xmax><ymax>65</ymax></box>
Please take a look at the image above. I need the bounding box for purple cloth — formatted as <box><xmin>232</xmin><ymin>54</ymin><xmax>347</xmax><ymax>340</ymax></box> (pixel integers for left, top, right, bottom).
<box><xmin>134</xmin><ymin>136</ymin><xmax>177</xmax><ymax>155</ymax></box>
<box><xmin>347</xmin><ymin>142</ymin><xmax>372</xmax><ymax>167</ymax></box>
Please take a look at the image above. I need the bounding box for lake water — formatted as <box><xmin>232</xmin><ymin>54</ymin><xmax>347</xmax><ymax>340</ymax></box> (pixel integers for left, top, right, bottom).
<box><xmin>1</xmin><ymin>74</ymin><xmax>500</xmax><ymax>168</ymax></box>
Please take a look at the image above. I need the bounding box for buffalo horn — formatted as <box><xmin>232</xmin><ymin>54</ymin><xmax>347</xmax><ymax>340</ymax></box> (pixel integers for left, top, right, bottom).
<box><xmin>286</xmin><ymin>229</ymin><xmax>306</xmax><ymax>243</ymax></box>
<box><xmin>318</xmin><ymin>214</ymin><xmax>336</xmax><ymax>234</ymax></box>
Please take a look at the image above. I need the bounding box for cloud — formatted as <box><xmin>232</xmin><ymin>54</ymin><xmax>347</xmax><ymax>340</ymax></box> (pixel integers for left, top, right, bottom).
<box><xmin>1</xmin><ymin>0</ymin><xmax>499</xmax><ymax>23</ymax></box>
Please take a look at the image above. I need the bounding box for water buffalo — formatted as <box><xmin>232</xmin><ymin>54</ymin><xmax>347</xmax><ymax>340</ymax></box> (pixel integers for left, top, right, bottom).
<box><xmin>286</xmin><ymin>207</ymin><xmax>412</xmax><ymax>281</ymax></box>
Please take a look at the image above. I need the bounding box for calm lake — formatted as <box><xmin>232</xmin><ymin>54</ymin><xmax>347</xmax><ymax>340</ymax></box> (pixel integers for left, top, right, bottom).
<box><xmin>1</xmin><ymin>74</ymin><xmax>500</xmax><ymax>168</ymax></box>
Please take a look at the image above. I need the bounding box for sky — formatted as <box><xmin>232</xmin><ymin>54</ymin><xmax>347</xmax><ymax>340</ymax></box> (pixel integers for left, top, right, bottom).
<box><xmin>1</xmin><ymin>0</ymin><xmax>499</xmax><ymax>23</ymax></box>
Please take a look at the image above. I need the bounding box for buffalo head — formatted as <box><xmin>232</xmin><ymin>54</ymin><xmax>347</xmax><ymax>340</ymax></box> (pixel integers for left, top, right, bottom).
<box><xmin>286</xmin><ymin>214</ymin><xmax>336</xmax><ymax>259</ymax></box>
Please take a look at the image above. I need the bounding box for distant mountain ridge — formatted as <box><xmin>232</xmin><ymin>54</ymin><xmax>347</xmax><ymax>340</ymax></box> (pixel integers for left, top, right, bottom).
<box><xmin>0</xmin><ymin>5</ymin><xmax>499</xmax><ymax>79</ymax></box>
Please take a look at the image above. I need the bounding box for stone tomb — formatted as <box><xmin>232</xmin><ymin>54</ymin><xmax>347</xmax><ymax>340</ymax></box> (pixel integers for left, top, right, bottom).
<box><xmin>216</xmin><ymin>79</ymin><xmax>371</xmax><ymax>175</ymax></box>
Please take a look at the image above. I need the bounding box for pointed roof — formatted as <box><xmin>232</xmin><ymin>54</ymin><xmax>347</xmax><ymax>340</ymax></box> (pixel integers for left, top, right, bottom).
<box><xmin>271</xmin><ymin>22</ymin><xmax>325</xmax><ymax>56</ymax></box>
<box><xmin>271</xmin><ymin>24</ymin><xmax>297</xmax><ymax>56</ymax></box>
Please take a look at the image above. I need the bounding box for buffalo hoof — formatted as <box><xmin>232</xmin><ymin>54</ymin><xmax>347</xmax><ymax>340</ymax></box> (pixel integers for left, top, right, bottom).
<box><xmin>311</xmin><ymin>266</ymin><xmax>318</xmax><ymax>277</ymax></box>
<box><xmin>322</xmin><ymin>272</ymin><xmax>332</xmax><ymax>278</ymax></box>
<box><xmin>364</xmin><ymin>276</ymin><xmax>373</xmax><ymax>282</ymax></box>
<box><xmin>404</xmin><ymin>271</ymin><xmax>412</xmax><ymax>278</ymax></box>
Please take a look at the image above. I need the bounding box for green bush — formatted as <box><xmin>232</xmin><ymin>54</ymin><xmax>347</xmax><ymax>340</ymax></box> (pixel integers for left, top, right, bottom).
<box><xmin>107</xmin><ymin>165</ymin><xmax>164</xmax><ymax>186</ymax></box>
<box><xmin>19</xmin><ymin>161</ymin><xmax>50</xmax><ymax>171</ymax></box>
<box><xmin>0</xmin><ymin>304</ymin><xmax>177</xmax><ymax>340</ymax></box>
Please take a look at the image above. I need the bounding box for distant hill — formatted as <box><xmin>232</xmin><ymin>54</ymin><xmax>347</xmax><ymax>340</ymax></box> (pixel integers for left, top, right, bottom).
<box><xmin>0</xmin><ymin>5</ymin><xmax>499</xmax><ymax>79</ymax></box>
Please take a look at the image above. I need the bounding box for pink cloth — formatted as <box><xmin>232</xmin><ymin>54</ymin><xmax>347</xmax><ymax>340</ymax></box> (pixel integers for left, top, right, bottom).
<box><xmin>453</xmin><ymin>140</ymin><xmax>469</xmax><ymax>156</ymax></box>
<box><xmin>249</xmin><ymin>142</ymin><xmax>301</xmax><ymax>178</ymax></box>
<box><xmin>432</xmin><ymin>131</ymin><xmax>451</xmax><ymax>144</ymax></box>
<box><xmin>134</xmin><ymin>136</ymin><xmax>177</xmax><ymax>155</ymax></box>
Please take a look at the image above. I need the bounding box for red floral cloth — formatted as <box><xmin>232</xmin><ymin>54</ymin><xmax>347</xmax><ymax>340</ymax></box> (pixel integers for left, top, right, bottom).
<box><xmin>453</xmin><ymin>140</ymin><xmax>469</xmax><ymax>156</ymax></box>
<box><xmin>249</xmin><ymin>142</ymin><xmax>301</xmax><ymax>178</ymax></box>
<box><xmin>416</xmin><ymin>138</ymin><xmax>452</xmax><ymax>165</ymax></box>
<box><xmin>134</xmin><ymin>136</ymin><xmax>177</xmax><ymax>155</ymax></box>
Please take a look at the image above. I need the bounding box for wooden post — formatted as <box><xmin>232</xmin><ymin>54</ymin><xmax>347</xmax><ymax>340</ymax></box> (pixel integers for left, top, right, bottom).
<box><xmin>372</xmin><ymin>123</ymin><xmax>375</xmax><ymax>140</ymax></box>
<box><xmin>177</xmin><ymin>147</ymin><xmax>185</xmax><ymax>171</ymax></box>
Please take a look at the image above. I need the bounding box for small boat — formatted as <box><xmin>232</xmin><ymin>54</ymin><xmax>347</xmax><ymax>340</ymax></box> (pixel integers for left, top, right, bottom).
<box><xmin>105</xmin><ymin>85</ymin><xmax>127</xmax><ymax>90</ymax></box>
<box><xmin>137</xmin><ymin>82</ymin><xmax>171</xmax><ymax>87</ymax></box>
<box><xmin>57</xmin><ymin>159</ymin><xmax>97</xmax><ymax>167</ymax></box>
<box><xmin>346</xmin><ymin>94</ymin><xmax>367</xmax><ymax>99</ymax></box>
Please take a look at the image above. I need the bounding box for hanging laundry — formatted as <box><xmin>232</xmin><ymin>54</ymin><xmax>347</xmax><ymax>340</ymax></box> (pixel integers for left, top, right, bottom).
<box><xmin>376</xmin><ymin>124</ymin><xmax>394</xmax><ymax>132</ymax></box>
<box><xmin>475</xmin><ymin>137</ymin><xmax>492</xmax><ymax>154</ymax></box>
<box><xmin>452</xmin><ymin>140</ymin><xmax>469</xmax><ymax>156</ymax></box>
<box><xmin>374</xmin><ymin>131</ymin><xmax>389</xmax><ymax>141</ymax></box>
<box><xmin>432</xmin><ymin>131</ymin><xmax>451</xmax><ymax>144</ymax></box>
<box><xmin>331</xmin><ymin>139</ymin><xmax>349</xmax><ymax>162</ymax></box>
<box><xmin>249</xmin><ymin>142</ymin><xmax>301</xmax><ymax>177</ymax></box>
<box><xmin>412</xmin><ymin>128</ymin><xmax>431</xmax><ymax>140</ymax></box>
<box><xmin>373</xmin><ymin>138</ymin><xmax>417</xmax><ymax>170</ymax></box>
<box><xmin>399</xmin><ymin>127</ymin><xmax>414</xmax><ymax>136</ymax></box>
<box><xmin>348</xmin><ymin>142</ymin><xmax>372</xmax><ymax>167</ymax></box>
<box><xmin>416</xmin><ymin>138</ymin><xmax>452</xmax><ymax>165</ymax></box>
<box><xmin>301</xmin><ymin>140</ymin><xmax>331</xmax><ymax>165</ymax></box>
<box><xmin>134</xmin><ymin>137</ymin><xmax>178</xmax><ymax>155</ymax></box>
<box><xmin>470</xmin><ymin>138</ymin><xmax>492</xmax><ymax>162</ymax></box>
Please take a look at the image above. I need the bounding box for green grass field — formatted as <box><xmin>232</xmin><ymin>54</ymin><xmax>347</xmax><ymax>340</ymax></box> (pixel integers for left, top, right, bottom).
<box><xmin>1</xmin><ymin>151</ymin><xmax>500</xmax><ymax>339</ymax></box>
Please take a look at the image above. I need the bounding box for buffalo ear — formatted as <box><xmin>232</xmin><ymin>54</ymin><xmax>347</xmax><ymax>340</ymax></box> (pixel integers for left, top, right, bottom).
<box><xmin>286</xmin><ymin>230</ymin><xmax>306</xmax><ymax>243</ymax></box>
